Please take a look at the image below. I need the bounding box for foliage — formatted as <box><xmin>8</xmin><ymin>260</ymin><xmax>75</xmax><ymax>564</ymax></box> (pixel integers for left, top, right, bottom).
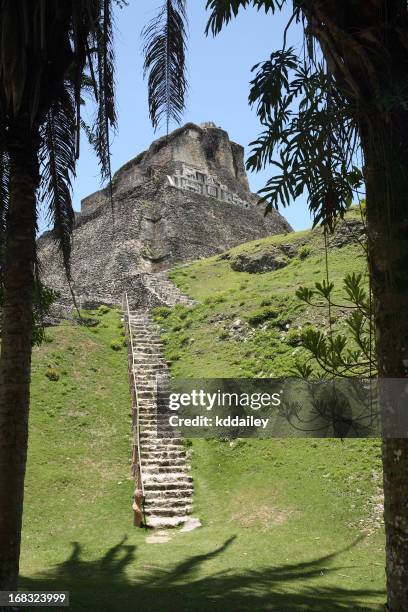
<box><xmin>110</xmin><ymin>339</ymin><xmax>122</xmax><ymax>351</ymax></box>
<box><xmin>298</xmin><ymin>245</ymin><xmax>311</xmax><ymax>260</ymax></box>
<box><xmin>294</xmin><ymin>272</ymin><xmax>376</xmax><ymax>379</ymax></box>
<box><xmin>32</xmin><ymin>282</ymin><xmax>60</xmax><ymax>347</ymax></box>
<box><xmin>153</xmin><ymin>306</ymin><xmax>172</xmax><ymax>320</ymax></box>
<box><xmin>285</xmin><ymin>326</ymin><xmax>301</xmax><ymax>346</ymax></box>
<box><xmin>246</xmin><ymin>307</ymin><xmax>279</xmax><ymax>326</ymax></box>
<box><xmin>0</xmin><ymin>0</ymin><xmax>191</xmax><ymax>288</ymax></box>
<box><xmin>205</xmin><ymin>1</ymin><xmax>363</xmax><ymax>230</ymax></box>
<box><xmin>97</xmin><ymin>305</ymin><xmax>111</xmax><ymax>315</ymax></box>
<box><xmin>0</xmin><ymin>2</ymin><xmax>124</xmax><ymax>285</ymax></box>
<box><xmin>44</xmin><ymin>367</ymin><xmax>60</xmax><ymax>382</ymax></box>
<box><xmin>0</xmin><ymin>279</ymin><xmax>59</xmax><ymax>347</ymax></box>
<box><xmin>142</xmin><ymin>0</ymin><xmax>188</xmax><ymax>132</ymax></box>
<box><xmin>205</xmin><ymin>0</ymin><xmax>288</xmax><ymax>36</ymax></box>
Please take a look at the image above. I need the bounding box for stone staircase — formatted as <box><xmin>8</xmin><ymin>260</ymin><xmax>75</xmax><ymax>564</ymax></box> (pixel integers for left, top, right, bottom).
<box><xmin>128</xmin><ymin>310</ymin><xmax>194</xmax><ymax>528</ymax></box>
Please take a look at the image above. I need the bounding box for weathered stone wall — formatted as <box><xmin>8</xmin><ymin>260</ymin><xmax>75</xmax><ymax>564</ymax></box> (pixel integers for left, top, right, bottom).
<box><xmin>38</xmin><ymin>122</ymin><xmax>292</xmax><ymax>309</ymax></box>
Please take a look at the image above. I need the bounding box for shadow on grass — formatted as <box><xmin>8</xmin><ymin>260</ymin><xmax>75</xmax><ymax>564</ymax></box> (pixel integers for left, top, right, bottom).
<box><xmin>20</xmin><ymin>535</ymin><xmax>385</xmax><ymax>611</ymax></box>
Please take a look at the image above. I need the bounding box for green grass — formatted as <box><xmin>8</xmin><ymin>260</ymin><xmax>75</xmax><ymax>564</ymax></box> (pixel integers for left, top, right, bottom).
<box><xmin>154</xmin><ymin>217</ymin><xmax>367</xmax><ymax>378</ymax></box>
<box><xmin>20</xmin><ymin>216</ymin><xmax>386</xmax><ymax>610</ymax></box>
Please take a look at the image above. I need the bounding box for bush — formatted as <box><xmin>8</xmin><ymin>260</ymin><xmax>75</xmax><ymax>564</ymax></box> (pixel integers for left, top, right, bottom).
<box><xmin>178</xmin><ymin>335</ymin><xmax>190</xmax><ymax>348</ymax></box>
<box><xmin>285</xmin><ymin>328</ymin><xmax>301</xmax><ymax>346</ymax></box>
<box><xmin>204</xmin><ymin>294</ymin><xmax>227</xmax><ymax>305</ymax></box>
<box><xmin>298</xmin><ymin>245</ymin><xmax>312</xmax><ymax>260</ymax></box>
<box><xmin>153</xmin><ymin>306</ymin><xmax>171</xmax><ymax>319</ymax></box>
<box><xmin>247</xmin><ymin>307</ymin><xmax>279</xmax><ymax>326</ymax></box>
<box><xmin>45</xmin><ymin>367</ymin><xmax>60</xmax><ymax>381</ymax></box>
<box><xmin>97</xmin><ymin>305</ymin><xmax>110</xmax><ymax>315</ymax></box>
<box><xmin>110</xmin><ymin>340</ymin><xmax>122</xmax><ymax>351</ymax></box>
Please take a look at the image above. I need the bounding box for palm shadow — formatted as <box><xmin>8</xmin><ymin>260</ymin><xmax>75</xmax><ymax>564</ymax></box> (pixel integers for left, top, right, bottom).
<box><xmin>20</xmin><ymin>535</ymin><xmax>385</xmax><ymax>611</ymax></box>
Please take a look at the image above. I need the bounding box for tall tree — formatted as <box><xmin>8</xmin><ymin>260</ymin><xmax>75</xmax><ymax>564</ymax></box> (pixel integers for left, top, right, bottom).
<box><xmin>0</xmin><ymin>0</ymin><xmax>188</xmax><ymax>590</ymax></box>
<box><xmin>205</xmin><ymin>1</ymin><xmax>408</xmax><ymax>609</ymax></box>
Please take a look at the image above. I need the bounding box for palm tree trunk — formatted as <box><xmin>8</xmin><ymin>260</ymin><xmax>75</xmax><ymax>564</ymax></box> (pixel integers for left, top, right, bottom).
<box><xmin>362</xmin><ymin>112</ymin><xmax>408</xmax><ymax>611</ymax></box>
<box><xmin>0</xmin><ymin>117</ymin><xmax>39</xmax><ymax>590</ymax></box>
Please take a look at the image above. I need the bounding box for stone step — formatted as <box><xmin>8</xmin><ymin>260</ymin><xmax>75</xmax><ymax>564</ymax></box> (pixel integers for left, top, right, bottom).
<box><xmin>139</xmin><ymin>423</ymin><xmax>174</xmax><ymax>429</ymax></box>
<box><xmin>139</xmin><ymin>415</ymin><xmax>171</xmax><ymax>421</ymax></box>
<box><xmin>145</xmin><ymin>491</ymin><xmax>193</xmax><ymax>503</ymax></box>
<box><xmin>142</xmin><ymin>458</ymin><xmax>186</xmax><ymax>467</ymax></box>
<box><xmin>140</xmin><ymin>428</ymin><xmax>178</xmax><ymax>436</ymax></box>
<box><xmin>144</xmin><ymin>506</ymin><xmax>192</xmax><ymax>517</ymax></box>
<box><xmin>133</xmin><ymin>349</ymin><xmax>164</xmax><ymax>355</ymax></box>
<box><xmin>144</xmin><ymin>476</ymin><xmax>193</xmax><ymax>486</ymax></box>
<box><xmin>142</xmin><ymin>436</ymin><xmax>183</xmax><ymax>444</ymax></box>
<box><xmin>145</xmin><ymin>515</ymin><xmax>190</xmax><ymax>528</ymax></box>
<box><xmin>144</xmin><ymin>481</ymin><xmax>193</xmax><ymax>491</ymax></box>
<box><xmin>144</xmin><ymin>496</ymin><xmax>191</xmax><ymax>508</ymax></box>
<box><xmin>142</xmin><ymin>444</ymin><xmax>185</xmax><ymax>452</ymax></box>
<box><xmin>141</xmin><ymin>450</ymin><xmax>186</xmax><ymax>459</ymax></box>
<box><xmin>144</xmin><ymin>464</ymin><xmax>189</xmax><ymax>473</ymax></box>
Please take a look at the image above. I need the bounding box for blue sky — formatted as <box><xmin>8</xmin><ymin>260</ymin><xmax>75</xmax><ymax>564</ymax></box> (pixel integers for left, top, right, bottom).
<box><xmin>40</xmin><ymin>1</ymin><xmax>312</xmax><ymax>234</ymax></box>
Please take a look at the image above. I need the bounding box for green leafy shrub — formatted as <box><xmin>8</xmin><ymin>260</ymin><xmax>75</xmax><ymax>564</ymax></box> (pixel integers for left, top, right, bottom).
<box><xmin>247</xmin><ymin>307</ymin><xmax>279</xmax><ymax>326</ymax></box>
<box><xmin>97</xmin><ymin>305</ymin><xmax>110</xmax><ymax>315</ymax></box>
<box><xmin>285</xmin><ymin>327</ymin><xmax>301</xmax><ymax>346</ymax></box>
<box><xmin>298</xmin><ymin>245</ymin><xmax>312</xmax><ymax>260</ymax></box>
<box><xmin>110</xmin><ymin>340</ymin><xmax>122</xmax><ymax>351</ymax></box>
<box><xmin>153</xmin><ymin>306</ymin><xmax>171</xmax><ymax>319</ymax></box>
<box><xmin>45</xmin><ymin>367</ymin><xmax>60</xmax><ymax>382</ymax></box>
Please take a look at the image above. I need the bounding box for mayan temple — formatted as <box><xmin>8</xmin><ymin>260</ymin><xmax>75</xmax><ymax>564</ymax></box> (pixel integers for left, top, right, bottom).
<box><xmin>38</xmin><ymin>121</ymin><xmax>291</xmax><ymax>310</ymax></box>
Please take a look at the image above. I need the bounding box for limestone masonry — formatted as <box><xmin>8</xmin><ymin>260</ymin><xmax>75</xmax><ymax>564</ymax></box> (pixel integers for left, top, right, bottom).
<box><xmin>38</xmin><ymin>122</ymin><xmax>292</xmax><ymax>309</ymax></box>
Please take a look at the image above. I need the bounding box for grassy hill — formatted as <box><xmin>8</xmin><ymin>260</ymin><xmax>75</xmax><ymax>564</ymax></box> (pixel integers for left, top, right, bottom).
<box><xmin>20</xmin><ymin>210</ymin><xmax>386</xmax><ymax>611</ymax></box>
<box><xmin>154</xmin><ymin>207</ymin><xmax>367</xmax><ymax>378</ymax></box>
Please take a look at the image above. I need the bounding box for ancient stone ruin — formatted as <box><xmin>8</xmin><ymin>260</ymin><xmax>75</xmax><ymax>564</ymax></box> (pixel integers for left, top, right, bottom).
<box><xmin>37</xmin><ymin>125</ymin><xmax>371</xmax><ymax>529</ymax></box>
<box><xmin>37</xmin><ymin>122</ymin><xmax>294</xmax><ymax>528</ymax></box>
<box><xmin>38</xmin><ymin>121</ymin><xmax>291</xmax><ymax>310</ymax></box>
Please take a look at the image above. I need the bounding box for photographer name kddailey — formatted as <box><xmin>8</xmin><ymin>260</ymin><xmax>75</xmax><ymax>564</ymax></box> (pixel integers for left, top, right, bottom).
<box><xmin>169</xmin><ymin>415</ymin><xmax>270</xmax><ymax>429</ymax></box>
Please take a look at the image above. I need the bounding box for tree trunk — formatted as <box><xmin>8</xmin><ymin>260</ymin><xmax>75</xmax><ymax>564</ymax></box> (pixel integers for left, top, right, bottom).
<box><xmin>0</xmin><ymin>117</ymin><xmax>39</xmax><ymax>590</ymax></box>
<box><xmin>362</xmin><ymin>112</ymin><xmax>408</xmax><ymax>611</ymax></box>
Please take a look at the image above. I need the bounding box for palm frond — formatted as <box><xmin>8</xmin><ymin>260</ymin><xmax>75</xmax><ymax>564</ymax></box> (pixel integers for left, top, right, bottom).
<box><xmin>0</xmin><ymin>0</ymin><xmax>120</xmax><ymax>294</ymax></box>
<box><xmin>142</xmin><ymin>0</ymin><xmax>188</xmax><ymax>133</ymax></box>
<box><xmin>205</xmin><ymin>0</ymin><xmax>285</xmax><ymax>36</ymax></box>
<box><xmin>89</xmin><ymin>0</ymin><xmax>117</xmax><ymax>184</ymax></box>
<box><xmin>39</xmin><ymin>85</ymin><xmax>76</xmax><ymax>280</ymax></box>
